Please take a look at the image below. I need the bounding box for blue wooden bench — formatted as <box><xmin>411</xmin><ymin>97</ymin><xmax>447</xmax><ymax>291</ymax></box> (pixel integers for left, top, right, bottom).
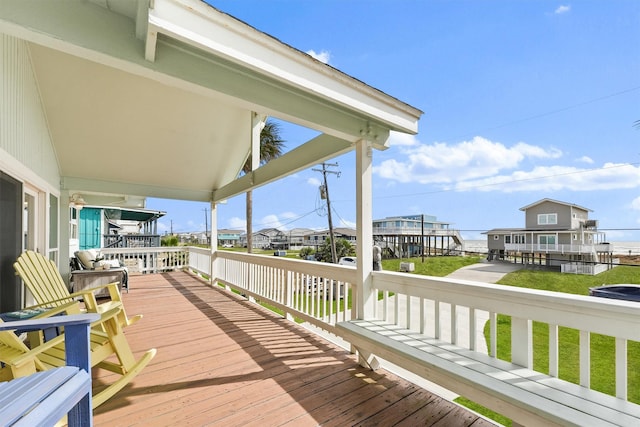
<box><xmin>0</xmin><ymin>313</ymin><xmax>99</xmax><ymax>426</ymax></box>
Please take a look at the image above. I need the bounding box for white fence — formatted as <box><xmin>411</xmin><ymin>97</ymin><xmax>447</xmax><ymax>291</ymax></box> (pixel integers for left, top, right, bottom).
<box><xmin>561</xmin><ymin>262</ymin><xmax>612</xmax><ymax>275</ymax></box>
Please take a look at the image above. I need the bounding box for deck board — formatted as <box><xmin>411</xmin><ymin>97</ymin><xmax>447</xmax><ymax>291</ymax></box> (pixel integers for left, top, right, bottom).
<box><xmin>92</xmin><ymin>271</ymin><xmax>497</xmax><ymax>426</ymax></box>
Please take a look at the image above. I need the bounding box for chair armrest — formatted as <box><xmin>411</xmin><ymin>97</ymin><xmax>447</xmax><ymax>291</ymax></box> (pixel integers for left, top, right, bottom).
<box><xmin>0</xmin><ymin>313</ymin><xmax>99</xmax><ymax>333</ymax></box>
<box><xmin>1</xmin><ymin>312</ymin><xmax>106</xmax><ymax>369</ymax></box>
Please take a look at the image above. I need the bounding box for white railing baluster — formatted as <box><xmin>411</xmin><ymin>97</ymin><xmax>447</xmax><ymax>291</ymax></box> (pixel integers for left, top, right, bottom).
<box><xmin>420</xmin><ymin>297</ymin><xmax>425</xmax><ymax>335</ymax></box>
<box><xmin>580</xmin><ymin>330</ymin><xmax>590</xmax><ymax>388</ymax></box>
<box><xmin>511</xmin><ymin>317</ymin><xmax>532</xmax><ymax>368</ymax></box>
<box><xmin>405</xmin><ymin>294</ymin><xmax>411</xmax><ymax>330</ymax></box>
<box><xmin>450</xmin><ymin>303</ymin><xmax>457</xmax><ymax>345</ymax></box>
<box><xmin>549</xmin><ymin>324</ymin><xmax>559</xmax><ymax>377</ymax></box>
<box><xmin>616</xmin><ymin>337</ymin><xmax>627</xmax><ymax>399</ymax></box>
<box><xmin>434</xmin><ymin>300</ymin><xmax>440</xmax><ymax>339</ymax></box>
<box><xmin>489</xmin><ymin>311</ymin><xmax>497</xmax><ymax>357</ymax></box>
<box><xmin>469</xmin><ymin>308</ymin><xmax>476</xmax><ymax>351</ymax></box>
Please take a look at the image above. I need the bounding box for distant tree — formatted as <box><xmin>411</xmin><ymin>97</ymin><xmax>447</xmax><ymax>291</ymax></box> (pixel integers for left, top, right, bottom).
<box><xmin>243</xmin><ymin>120</ymin><xmax>285</xmax><ymax>253</ymax></box>
<box><xmin>299</xmin><ymin>246</ymin><xmax>314</xmax><ymax>259</ymax></box>
<box><xmin>161</xmin><ymin>235</ymin><xmax>179</xmax><ymax>246</ymax></box>
<box><xmin>316</xmin><ymin>238</ymin><xmax>355</xmax><ymax>263</ymax></box>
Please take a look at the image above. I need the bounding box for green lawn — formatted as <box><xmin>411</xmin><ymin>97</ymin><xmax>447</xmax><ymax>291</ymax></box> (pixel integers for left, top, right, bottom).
<box><xmin>381</xmin><ymin>255</ymin><xmax>482</xmax><ymax>276</ymax></box>
<box><xmin>457</xmin><ymin>265</ymin><xmax>640</xmax><ymax>426</ymax></box>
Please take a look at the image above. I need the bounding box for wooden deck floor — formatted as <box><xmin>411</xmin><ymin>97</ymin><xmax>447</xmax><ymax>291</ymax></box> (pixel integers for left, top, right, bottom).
<box><xmin>93</xmin><ymin>271</ymin><xmax>496</xmax><ymax>426</ymax></box>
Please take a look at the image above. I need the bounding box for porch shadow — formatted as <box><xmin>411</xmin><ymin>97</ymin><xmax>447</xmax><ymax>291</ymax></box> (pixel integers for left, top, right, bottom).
<box><xmin>93</xmin><ymin>271</ymin><xmax>496</xmax><ymax>426</ymax></box>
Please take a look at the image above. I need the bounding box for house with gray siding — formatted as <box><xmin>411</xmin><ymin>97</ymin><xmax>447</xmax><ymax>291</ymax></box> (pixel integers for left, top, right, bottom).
<box><xmin>485</xmin><ymin>198</ymin><xmax>613</xmax><ymax>274</ymax></box>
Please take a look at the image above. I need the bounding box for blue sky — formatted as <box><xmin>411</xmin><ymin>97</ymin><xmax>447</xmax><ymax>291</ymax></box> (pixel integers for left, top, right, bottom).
<box><xmin>147</xmin><ymin>1</ymin><xmax>640</xmax><ymax>241</ymax></box>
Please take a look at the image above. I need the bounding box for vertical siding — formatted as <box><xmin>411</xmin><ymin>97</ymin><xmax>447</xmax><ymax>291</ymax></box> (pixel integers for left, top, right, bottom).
<box><xmin>0</xmin><ymin>33</ymin><xmax>59</xmax><ymax>187</ymax></box>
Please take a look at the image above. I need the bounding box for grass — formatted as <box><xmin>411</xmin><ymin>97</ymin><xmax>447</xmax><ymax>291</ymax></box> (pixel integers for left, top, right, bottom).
<box><xmin>454</xmin><ymin>265</ymin><xmax>640</xmax><ymax>426</ymax></box>
<box><xmin>381</xmin><ymin>255</ymin><xmax>482</xmax><ymax>276</ymax></box>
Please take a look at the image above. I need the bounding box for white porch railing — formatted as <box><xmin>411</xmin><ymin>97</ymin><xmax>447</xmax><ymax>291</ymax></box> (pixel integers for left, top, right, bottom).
<box><xmin>202</xmin><ymin>249</ymin><xmax>639</xmax><ymax>406</ymax></box>
<box><xmin>505</xmin><ymin>243</ymin><xmax>613</xmax><ymax>254</ymax></box>
<box><xmin>213</xmin><ymin>251</ymin><xmax>357</xmax><ymax>332</ymax></box>
<box><xmin>103</xmin><ymin>247</ymin><xmax>639</xmax><ymax>408</ymax></box>
<box><xmin>100</xmin><ymin>247</ymin><xmax>188</xmax><ymax>274</ymax></box>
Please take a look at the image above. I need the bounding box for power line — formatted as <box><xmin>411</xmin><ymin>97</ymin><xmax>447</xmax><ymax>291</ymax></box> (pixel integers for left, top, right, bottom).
<box><xmin>446</xmin><ymin>85</ymin><xmax>640</xmax><ymax>141</ymax></box>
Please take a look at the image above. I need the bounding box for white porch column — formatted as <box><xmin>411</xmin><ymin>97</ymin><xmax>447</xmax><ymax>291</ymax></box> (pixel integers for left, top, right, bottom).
<box><xmin>210</xmin><ymin>201</ymin><xmax>218</xmax><ymax>286</ymax></box>
<box><xmin>355</xmin><ymin>139</ymin><xmax>374</xmax><ymax>320</ymax></box>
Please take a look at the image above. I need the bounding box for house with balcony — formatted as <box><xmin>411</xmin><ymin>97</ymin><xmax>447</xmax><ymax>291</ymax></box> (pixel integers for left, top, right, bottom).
<box><xmin>1</xmin><ymin>2</ymin><xmax>638</xmax><ymax>425</ymax></box>
<box><xmin>485</xmin><ymin>198</ymin><xmax>614</xmax><ymax>274</ymax></box>
<box><xmin>217</xmin><ymin>229</ymin><xmax>243</xmax><ymax>247</ymax></box>
<box><xmin>373</xmin><ymin>214</ymin><xmax>464</xmax><ymax>257</ymax></box>
<box><xmin>71</xmin><ymin>205</ymin><xmax>165</xmax><ymax>253</ymax></box>
<box><xmin>239</xmin><ymin>228</ymin><xmax>287</xmax><ymax>249</ymax></box>
<box><xmin>303</xmin><ymin>227</ymin><xmax>357</xmax><ymax>249</ymax></box>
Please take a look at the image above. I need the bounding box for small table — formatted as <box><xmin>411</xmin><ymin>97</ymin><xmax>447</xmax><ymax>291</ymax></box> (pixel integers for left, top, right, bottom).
<box><xmin>71</xmin><ymin>267</ymin><xmax>128</xmax><ymax>296</ymax></box>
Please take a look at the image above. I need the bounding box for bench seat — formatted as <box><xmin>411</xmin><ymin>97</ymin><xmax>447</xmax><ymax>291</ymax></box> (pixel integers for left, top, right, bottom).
<box><xmin>0</xmin><ymin>367</ymin><xmax>91</xmax><ymax>426</ymax></box>
<box><xmin>336</xmin><ymin>319</ymin><xmax>640</xmax><ymax>427</ymax></box>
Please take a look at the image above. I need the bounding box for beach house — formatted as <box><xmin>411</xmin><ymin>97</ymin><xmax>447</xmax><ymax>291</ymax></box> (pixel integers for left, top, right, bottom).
<box><xmin>485</xmin><ymin>198</ymin><xmax>614</xmax><ymax>274</ymax></box>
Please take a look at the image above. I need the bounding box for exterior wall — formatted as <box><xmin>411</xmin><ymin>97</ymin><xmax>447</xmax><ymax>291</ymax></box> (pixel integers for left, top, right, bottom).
<box><xmin>487</xmin><ymin>234</ymin><xmax>506</xmax><ymax>251</ymax></box>
<box><xmin>524</xmin><ymin>201</ymin><xmax>572</xmax><ymax>229</ymax></box>
<box><xmin>571</xmin><ymin>207</ymin><xmax>589</xmax><ymax>229</ymax></box>
<box><xmin>1</xmin><ymin>34</ymin><xmax>67</xmax><ymax>303</ymax></box>
<box><xmin>1</xmin><ymin>35</ymin><xmax>59</xmax><ymax>188</ymax></box>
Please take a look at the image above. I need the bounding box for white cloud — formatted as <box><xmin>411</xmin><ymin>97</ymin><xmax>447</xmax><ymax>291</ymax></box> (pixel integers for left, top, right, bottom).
<box><xmin>631</xmin><ymin>196</ymin><xmax>640</xmax><ymax>211</ymax></box>
<box><xmin>373</xmin><ymin>135</ymin><xmax>640</xmax><ymax>194</ymax></box>
<box><xmin>228</xmin><ymin>217</ymin><xmax>246</xmax><ymax>230</ymax></box>
<box><xmin>373</xmin><ymin>136</ymin><xmax>562</xmax><ymax>184</ymax></box>
<box><xmin>307</xmin><ymin>177</ymin><xmax>321</xmax><ymax>186</ymax></box>
<box><xmin>576</xmin><ymin>156</ymin><xmax>594</xmax><ymax>164</ymax></box>
<box><xmin>306</xmin><ymin>49</ymin><xmax>331</xmax><ymax>64</ymax></box>
<box><xmin>455</xmin><ymin>163</ymin><xmax>640</xmax><ymax>193</ymax></box>
<box><xmin>555</xmin><ymin>5</ymin><xmax>571</xmax><ymax>14</ymax></box>
<box><xmin>387</xmin><ymin>131</ymin><xmax>419</xmax><ymax>147</ymax></box>
<box><xmin>259</xmin><ymin>214</ymin><xmax>284</xmax><ymax>230</ymax></box>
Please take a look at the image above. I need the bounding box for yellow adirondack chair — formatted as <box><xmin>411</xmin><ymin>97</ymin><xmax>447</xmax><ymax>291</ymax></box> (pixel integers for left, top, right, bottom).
<box><xmin>0</xmin><ymin>301</ymin><xmax>156</xmax><ymax>408</ymax></box>
<box><xmin>14</xmin><ymin>250</ymin><xmax>141</xmax><ymax>328</ymax></box>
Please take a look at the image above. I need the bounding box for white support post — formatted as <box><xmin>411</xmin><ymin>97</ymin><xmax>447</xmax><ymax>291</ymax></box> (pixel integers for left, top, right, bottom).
<box><xmin>210</xmin><ymin>202</ymin><xmax>218</xmax><ymax>286</ymax></box>
<box><xmin>511</xmin><ymin>317</ymin><xmax>533</xmax><ymax>368</ymax></box>
<box><xmin>251</xmin><ymin>113</ymin><xmax>265</xmax><ymax>175</ymax></box>
<box><xmin>355</xmin><ymin>139</ymin><xmax>374</xmax><ymax>320</ymax></box>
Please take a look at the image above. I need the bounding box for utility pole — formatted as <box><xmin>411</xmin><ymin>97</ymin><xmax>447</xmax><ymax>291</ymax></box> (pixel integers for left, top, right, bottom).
<box><xmin>313</xmin><ymin>162</ymin><xmax>340</xmax><ymax>263</ymax></box>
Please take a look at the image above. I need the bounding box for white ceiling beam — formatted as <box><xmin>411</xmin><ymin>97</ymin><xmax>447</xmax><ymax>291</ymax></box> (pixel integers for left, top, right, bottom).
<box><xmin>213</xmin><ymin>133</ymin><xmax>353</xmax><ymax>202</ymax></box>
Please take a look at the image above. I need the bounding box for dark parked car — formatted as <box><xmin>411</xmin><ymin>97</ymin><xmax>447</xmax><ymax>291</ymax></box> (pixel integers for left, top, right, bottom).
<box><xmin>589</xmin><ymin>285</ymin><xmax>640</xmax><ymax>302</ymax></box>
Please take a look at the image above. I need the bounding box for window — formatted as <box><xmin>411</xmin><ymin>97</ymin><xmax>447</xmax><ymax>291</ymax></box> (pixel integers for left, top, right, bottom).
<box><xmin>505</xmin><ymin>235</ymin><xmax>511</xmax><ymax>244</ymax></box>
<box><xmin>538</xmin><ymin>235</ymin><xmax>556</xmax><ymax>245</ymax></box>
<box><xmin>514</xmin><ymin>234</ymin><xmax>525</xmax><ymax>244</ymax></box>
<box><xmin>538</xmin><ymin>213</ymin><xmax>557</xmax><ymax>225</ymax></box>
<box><xmin>493</xmin><ymin>235</ymin><xmax>499</xmax><ymax>240</ymax></box>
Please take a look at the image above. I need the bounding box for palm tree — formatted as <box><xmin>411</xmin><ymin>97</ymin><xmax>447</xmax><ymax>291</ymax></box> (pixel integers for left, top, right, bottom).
<box><xmin>243</xmin><ymin>120</ymin><xmax>285</xmax><ymax>252</ymax></box>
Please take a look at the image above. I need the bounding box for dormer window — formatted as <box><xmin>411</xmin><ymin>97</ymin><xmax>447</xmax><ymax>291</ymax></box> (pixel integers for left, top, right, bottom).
<box><xmin>538</xmin><ymin>213</ymin><xmax>557</xmax><ymax>225</ymax></box>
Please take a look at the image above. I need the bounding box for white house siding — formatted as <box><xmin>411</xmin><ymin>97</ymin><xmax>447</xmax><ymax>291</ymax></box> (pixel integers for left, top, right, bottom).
<box><xmin>1</xmin><ymin>34</ymin><xmax>58</xmax><ymax>188</ymax></box>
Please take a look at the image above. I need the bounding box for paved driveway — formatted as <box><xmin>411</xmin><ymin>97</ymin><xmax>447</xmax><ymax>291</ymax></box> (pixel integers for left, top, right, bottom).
<box><xmin>445</xmin><ymin>260</ymin><xmax>524</xmax><ymax>283</ymax></box>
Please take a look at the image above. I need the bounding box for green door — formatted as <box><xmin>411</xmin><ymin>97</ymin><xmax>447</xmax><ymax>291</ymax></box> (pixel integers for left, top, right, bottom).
<box><xmin>79</xmin><ymin>208</ymin><xmax>101</xmax><ymax>250</ymax></box>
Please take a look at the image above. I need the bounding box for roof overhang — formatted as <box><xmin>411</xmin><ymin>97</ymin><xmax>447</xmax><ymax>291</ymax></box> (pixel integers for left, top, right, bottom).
<box><xmin>0</xmin><ymin>0</ymin><xmax>422</xmax><ymax>203</ymax></box>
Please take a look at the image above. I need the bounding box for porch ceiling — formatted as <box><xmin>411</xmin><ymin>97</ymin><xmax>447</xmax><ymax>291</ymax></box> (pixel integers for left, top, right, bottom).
<box><xmin>30</xmin><ymin>43</ymin><xmax>249</xmax><ymax>201</ymax></box>
<box><xmin>0</xmin><ymin>0</ymin><xmax>422</xmax><ymax>203</ymax></box>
